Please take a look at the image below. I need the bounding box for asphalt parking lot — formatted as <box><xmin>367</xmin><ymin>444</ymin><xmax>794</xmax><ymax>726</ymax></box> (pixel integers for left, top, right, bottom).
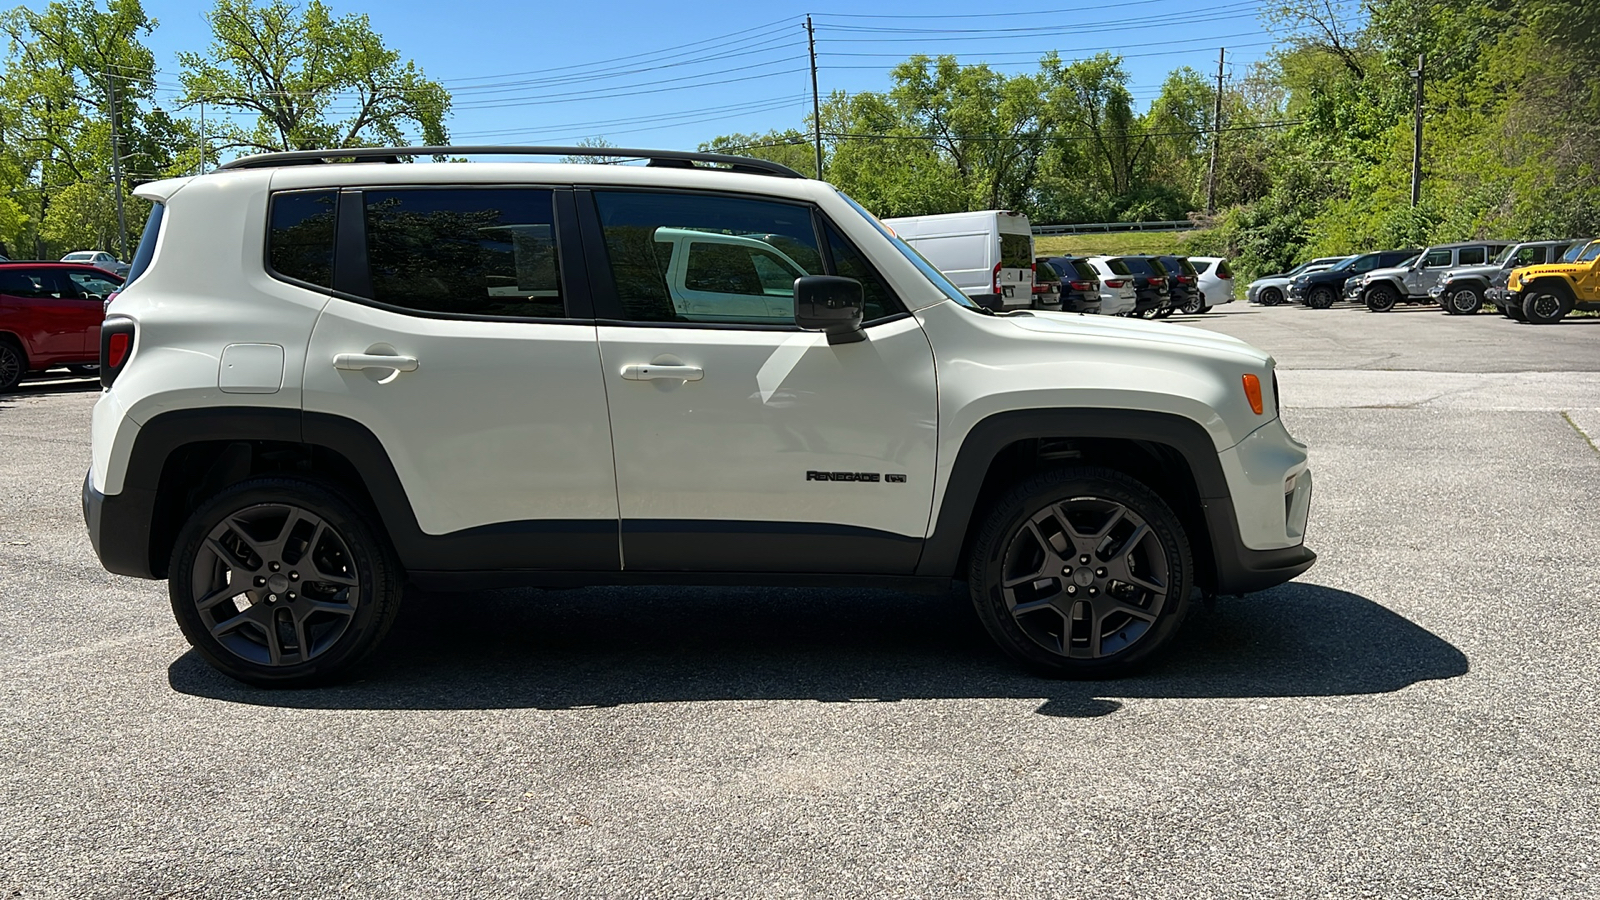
<box><xmin>3</xmin><ymin>303</ymin><xmax>1598</xmax><ymax>898</ymax></box>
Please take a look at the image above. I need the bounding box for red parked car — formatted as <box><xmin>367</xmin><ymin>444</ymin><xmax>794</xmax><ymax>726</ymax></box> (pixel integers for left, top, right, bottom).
<box><xmin>0</xmin><ymin>261</ymin><xmax>122</xmax><ymax>391</ymax></box>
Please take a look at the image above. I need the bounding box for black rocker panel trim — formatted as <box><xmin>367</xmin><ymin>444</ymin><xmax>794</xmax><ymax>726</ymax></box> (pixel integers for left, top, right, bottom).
<box><xmin>409</xmin><ymin>570</ymin><xmax>949</xmax><ymax>593</ymax></box>
<box><xmin>914</xmin><ymin>408</ymin><xmax>1312</xmax><ymax>595</ymax></box>
<box><xmin>621</xmin><ymin>519</ymin><xmax>923</xmax><ymax>574</ymax></box>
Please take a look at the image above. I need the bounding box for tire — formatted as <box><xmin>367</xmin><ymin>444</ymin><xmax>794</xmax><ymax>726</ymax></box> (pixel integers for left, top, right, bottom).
<box><xmin>1443</xmin><ymin>284</ymin><xmax>1483</xmax><ymax>315</ymax></box>
<box><xmin>1137</xmin><ymin>303</ymin><xmax>1159</xmax><ymax>319</ymax></box>
<box><xmin>67</xmin><ymin>364</ymin><xmax>100</xmax><ymax>377</ymax></box>
<box><xmin>1306</xmin><ymin>285</ymin><xmax>1337</xmax><ymax>309</ymax></box>
<box><xmin>966</xmin><ymin>466</ymin><xmax>1194</xmax><ymax>678</ymax></box>
<box><xmin>1182</xmin><ymin>295</ymin><xmax>1205</xmax><ymax>314</ymax></box>
<box><xmin>1365</xmin><ymin>283</ymin><xmax>1399</xmax><ymax>312</ymax></box>
<box><xmin>1503</xmin><ymin>297</ymin><xmax>1527</xmax><ymax>321</ymax></box>
<box><xmin>168</xmin><ymin>476</ymin><xmax>404</xmax><ymax>687</ymax></box>
<box><xmin>1522</xmin><ymin>285</ymin><xmax>1572</xmax><ymax>325</ymax></box>
<box><xmin>1258</xmin><ymin>287</ymin><xmax>1284</xmax><ymax>307</ymax></box>
<box><xmin>0</xmin><ymin>338</ymin><xmax>23</xmax><ymax>392</ymax></box>
<box><xmin>1200</xmin><ymin>305</ymin><xmax>1213</xmax><ymax>313</ymax></box>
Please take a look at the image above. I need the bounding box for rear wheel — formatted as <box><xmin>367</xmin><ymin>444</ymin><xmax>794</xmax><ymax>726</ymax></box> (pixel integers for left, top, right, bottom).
<box><xmin>0</xmin><ymin>338</ymin><xmax>23</xmax><ymax>392</ymax></box>
<box><xmin>967</xmin><ymin>467</ymin><xmax>1193</xmax><ymax>678</ymax></box>
<box><xmin>1306</xmin><ymin>285</ymin><xmax>1337</xmax><ymax>309</ymax></box>
<box><xmin>168</xmin><ymin>477</ymin><xmax>404</xmax><ymax>687</ymax></box>
<box><xmin>1443</xmin><ymin>284</ymin><xmax>1484</xmax><ymax>315</ymax></box>
<box><xmin>1182</xmin><ymin>295</ymin><xmax>1205</xmax><ymax>314</ymax></box>
<box><xmin>1365</xmin><ymin>283</ymin><xmax>1399</xmax><ymax>312</ymax></box>
<box><xmin>1523</xmin><ymin>284</ymin><xmax>1572</xmax><ymax>324</ymax></box>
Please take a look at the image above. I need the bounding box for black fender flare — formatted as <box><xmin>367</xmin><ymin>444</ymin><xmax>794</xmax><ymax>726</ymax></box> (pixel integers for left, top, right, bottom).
<box><xmin>914</xmin><ymin>408</ymin><xmax>1314</xmax><ymax>595</ymax></box>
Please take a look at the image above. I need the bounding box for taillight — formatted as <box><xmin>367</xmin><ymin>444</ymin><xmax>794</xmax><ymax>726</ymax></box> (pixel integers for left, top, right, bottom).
<box><xmin>100</xmin><ymin>318</ymin><xmax>136</xmax><ymax>387</ymax></box>
<box><xmin>1150</xmin><ymin>277</ymin><xmax>1166</xmax><ymax>286</ymax></box>
<box><xmin>1105</xmin><ymin>279</ymin><xmax>1126</xmax><ymax>288</ymax></box>
<box><xmin>1069</xmin><ymin>281</ymin><xmax>1093</xmax><ymax>291</ymax></box>
<box><xmin>992</xmin><ymin>262</ymin><xmax>1003</xmax><ymax>294</ymax></box>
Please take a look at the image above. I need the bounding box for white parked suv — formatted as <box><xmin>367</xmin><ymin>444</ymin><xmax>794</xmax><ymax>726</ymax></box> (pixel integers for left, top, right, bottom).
<box><xmin>83</xmin><ymin>146</ymin><xmax>1315</xmax><ymax>686</ymax></box>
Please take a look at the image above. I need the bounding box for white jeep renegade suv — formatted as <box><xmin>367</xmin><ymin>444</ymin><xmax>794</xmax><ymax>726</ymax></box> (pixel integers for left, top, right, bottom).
<box><xmin>83</xmin><ymin>146</ymin><xmax>1315</xmax><ymax>686</ymax></box>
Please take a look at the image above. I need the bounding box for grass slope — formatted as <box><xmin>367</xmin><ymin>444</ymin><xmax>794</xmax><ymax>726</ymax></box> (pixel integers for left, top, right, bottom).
<box><xmin>1033</xmin><ymin>230</ymin><xmax>1200</xmax><ymax>258</ymax></box>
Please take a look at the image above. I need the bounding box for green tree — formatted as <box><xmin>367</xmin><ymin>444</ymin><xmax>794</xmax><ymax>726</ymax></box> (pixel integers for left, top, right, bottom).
<box><xmin>177</xmin><ymin>0</ymin><xmax>450</xmax><ymax>153</ymax></box>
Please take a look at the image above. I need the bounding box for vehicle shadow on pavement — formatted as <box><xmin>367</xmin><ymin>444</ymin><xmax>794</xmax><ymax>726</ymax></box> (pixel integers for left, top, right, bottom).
<box><xmin>167</xmin><ymin>581</ymin><xmax>1467</xmax><ymax>718</ymax></box>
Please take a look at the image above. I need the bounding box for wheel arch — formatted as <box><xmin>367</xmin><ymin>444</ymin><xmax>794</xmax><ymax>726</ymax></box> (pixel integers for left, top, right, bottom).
<box><xmin>916</xmin><ymin>409</ymin><xmax>1231</xmax><ymax>593</ymax></box>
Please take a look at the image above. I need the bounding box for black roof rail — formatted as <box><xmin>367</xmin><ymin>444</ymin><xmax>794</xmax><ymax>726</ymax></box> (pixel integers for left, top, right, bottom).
<box><xmin>216</xmin><ymin>145</ymin><xmax>805</xmax><ymax>178</ymax></box>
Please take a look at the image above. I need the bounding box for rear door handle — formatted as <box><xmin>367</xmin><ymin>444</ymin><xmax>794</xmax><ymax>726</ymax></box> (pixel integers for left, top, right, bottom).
<box><xmin>333</xmin><ymin>353</ymin><xmax>419</xmax><ymax>372</ymax></box>
<box><xmin>621</xmin><ymin>364</ymin><xmax>703</xmax><ymax>382</ymax></box>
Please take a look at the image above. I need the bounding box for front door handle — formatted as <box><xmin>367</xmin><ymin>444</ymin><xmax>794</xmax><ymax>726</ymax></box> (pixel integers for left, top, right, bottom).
<box><xmin>621</xmin><ymin>364</ymin><xmax>703</xmax><ymax>382</ymax></box>
<box><xmin>333</xmin><ymin>352</ymin><xmax>419</xmax><ymax>372</ymax></box>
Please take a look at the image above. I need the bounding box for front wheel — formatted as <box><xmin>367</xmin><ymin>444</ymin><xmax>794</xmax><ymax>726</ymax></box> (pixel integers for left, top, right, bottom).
<box><xmin>1443</xmin><ymin>284</ymin><xmax>1483</xmax><ymax>315</ymax></box>
<box><xmin>967</xmin><ymin>467</ymin><xmax>1193</xmax><ymax>677</ymax></box>
<box><xmin>1365</xmin><ymin>284</ymin><xmax>1399</xmax><ymax>312</ymax></box>
<box><xmin>1306</xmin><ymin>285</ymin><xmax>1336</xmax><ymax>309</ymax></box>
<box><xmin>1258</xmin><ymin>287</ymin><xmax>1284</xmax><ymax>306</ymax></box>
<box><xmin>1523</xmin><ymin>286</ymin><xmax>1571</xmax><ymax>324</ymax></box>
<box><xmin>168</xmin><ymin>477</ymin><xmax>404</xmax><ymax>687</ymax></box>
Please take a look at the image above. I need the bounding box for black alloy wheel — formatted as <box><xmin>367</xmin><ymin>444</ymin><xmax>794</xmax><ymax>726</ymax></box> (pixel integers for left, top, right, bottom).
<box><xmin>1306</xmin><ymin>285</ymin><xmax>1337</xmax><ymax>309</ymax></box>
<box><xmin>1523</xmin><ymin>287</ymin><xmax>1570</xmax><ymax>325</ymax></box>
<box><xmin>1182</xmin><ymin>295</ymin><xmax>1206</xmax><ymax>314</ymax></box>
<box><xmin>968</xmin><ymin>467</ymin><xmax>1193</xmax><ymax>677</ymax></box>
<box><xmin>1444</xmin><ymin>284</ymin><xmax>1484</xmax><ymax>315</ymax></box>
<box><xmin>169</xmin><ymin>477</ymin><xmax>403</xmax><ymax>686</ymax></box>
<box><xmin>0</xmin><ymin>339</ymin><xmax>23</xmax><ymax>392</ymax></box>
<box><xmin>1365</xmin><ymin>284</ymin><xmax>1399</xmax><ymax>312</ymax></box>
<box><xmin>1259</xmin><ymin>287</ymin><xmax>1284</xmax><ymax>306</ymax></box>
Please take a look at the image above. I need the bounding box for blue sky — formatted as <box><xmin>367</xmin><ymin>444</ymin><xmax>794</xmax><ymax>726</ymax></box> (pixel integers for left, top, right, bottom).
<box><xmin>110</xmin><ymin>0</ymin><xmax>1292</xmax><ymax>153</ymax></box>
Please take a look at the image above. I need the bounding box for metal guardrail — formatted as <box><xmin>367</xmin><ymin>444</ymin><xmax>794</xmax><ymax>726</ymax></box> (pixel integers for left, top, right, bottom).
<box><xmin>1032</xmin><ymin>220</ymin><xmax>1194</xmax><ymax>235</ymax></box>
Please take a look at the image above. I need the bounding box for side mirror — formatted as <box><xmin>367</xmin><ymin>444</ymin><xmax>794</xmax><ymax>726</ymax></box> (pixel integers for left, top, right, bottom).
<box><xmin>794</xmin><ymin>275</ymin><xmax>865</xmax><ymax>344</ymax></box>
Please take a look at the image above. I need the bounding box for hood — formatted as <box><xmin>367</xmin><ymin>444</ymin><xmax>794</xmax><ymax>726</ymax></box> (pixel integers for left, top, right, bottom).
<box><xmin>1363</xmin><ymin>264</ymin><xmax>1410</xmax><ymax>281</ymax></box>
<box><xmin>1006</xmin><ymin>309</ymin><xmax>1271</xmax><ymax>366</ymax></box>
<box><xmin>1442</xmin><ymin>264</ymin><xmax>1500</xmax><ymax>281</ymax></box>
<box><xmin>1514</xmin><ymin>261</ymin><xmax>1586</xmax><ymax>279</ymax></box>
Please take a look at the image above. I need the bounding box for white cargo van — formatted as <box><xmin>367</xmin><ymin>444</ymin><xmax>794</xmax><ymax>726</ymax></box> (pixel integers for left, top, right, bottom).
<box><xmin>882</xmin><ymin>210</ymin><xmax>1035</xmax><ymax>309</ymax></box>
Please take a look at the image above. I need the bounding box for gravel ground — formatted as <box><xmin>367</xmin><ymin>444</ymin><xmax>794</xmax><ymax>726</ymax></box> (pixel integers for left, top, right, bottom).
<box><xmin>1</xmin><ymin>303</ymin><xmax>1597</xmax><ymax>898</ymax></box>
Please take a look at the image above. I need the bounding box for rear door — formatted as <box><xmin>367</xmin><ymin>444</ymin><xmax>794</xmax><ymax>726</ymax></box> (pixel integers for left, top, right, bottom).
<box><xmin>300</xmin><ymin>186</ymin><xmax>621</xmax><ymax>572</ymax></box>
<box><xmin>62</xmin><ymin>267</ymin><xmax>120</xmax><ymax>355</ymax></box>
<box><xmin>584</xmin><ymin>189</ymin><xmax>937</xmax><ymax>574</ymax></box>
<box><xmin>1</xmin><ymin>269</ymin><xmax>84</xmax><ymax>364</ymax></box>
<box><xmin>996</xmin><ymin>221</ymin><xmax>1034</xmax><ymax>308</ymax></box>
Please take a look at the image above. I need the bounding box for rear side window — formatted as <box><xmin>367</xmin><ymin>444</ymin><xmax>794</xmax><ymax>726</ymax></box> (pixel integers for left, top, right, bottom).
<box><xmin>1458</xmin><ymin>247</ymin><xmax>1487</xmax><ymax>266</ymax></box>
<box><xmin>1193</xmin><ymin>260</ymin><xmax>1213</xmax><ymax>274</ymax></box>
<box><xmin>1118</xmin><ymin>257</ymin><xmax>1153</xmax><ymax>276</ymax></box>
<box><xmin>124</xmin><ymin>202</ymin><xmax>164</xmax><ymax>286</ymax></box>
<box><xmin>1217</xmin><ymin>261</ymin><xmax>1233</xmax><ymax>278</ymax></box>
<box><xmin>1000</xmin><ymin>233</ymin><xmax>1032</xmax><ymax>270</ymax></box>
<box><xmin>268</xmin><ymin>191</ymin><xmax>337</xmax><ymax>288</ymax></box>
<box><xmin>1034</xmin><ymin>260</ymin><xmax>1060</xmax><ymax>284</ymax></box>
<box><xmin>0</xmin><ymin>269</ymin><xmax>47</xmax><ymax>297</ymax></box>
<box><xmin>363</xmin><ymin>188</ymin><xmax>562</xmax><ymax>318</ymax></box>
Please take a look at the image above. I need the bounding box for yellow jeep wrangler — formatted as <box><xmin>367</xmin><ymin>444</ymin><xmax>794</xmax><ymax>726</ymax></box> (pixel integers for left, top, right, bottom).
<box><xmin>1508</xmin><ymin>238</ymin><xmax>1600</xmax><ymax>324</ymax></box>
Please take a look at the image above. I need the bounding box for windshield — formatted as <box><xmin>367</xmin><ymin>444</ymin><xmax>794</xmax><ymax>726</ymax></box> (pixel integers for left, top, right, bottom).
<box><xmin>1395</xmin><ymin>254</ymin><xmax>1420</xmax><ymax>269</ymax></box>
<box><xmin>836</xmin><ymin>190</ymin><xmax>981</xmax><ymax>310</ymax></box>
<box><xmin>64</xmin><ymin>252</ymin><xmax>92</xmax><ymax>261</ymax></box>
<box><xmin>1330</xmin><ymin>255</ymin><xmax>1362</xmax><ymax>272</ymax></box>
<box><xmin>1493</xmin><ymin>245</ymin><xmax>1517</xmax><ymax>266</ymax></box>
<box><xmin>1580</xmin><ymin>241</ymin><xmax>1600</xmax><ymax>263</ymax></box>
<box><xmin>1561</xmin><ymin>242</ymin><xmax>1589</xmax><ymax>263</ymax></box>
<box><xmin>1285</xmin><ymin>261</ymin><xmax>1312</xmax><ymax>277</ymax></box>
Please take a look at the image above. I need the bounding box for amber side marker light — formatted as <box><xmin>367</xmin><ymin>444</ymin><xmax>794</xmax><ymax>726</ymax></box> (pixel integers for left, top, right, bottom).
<box><xmin>1242</xmin><ymin>373</ymin><xmax>1264</xmax><ymax>415</ymax></box>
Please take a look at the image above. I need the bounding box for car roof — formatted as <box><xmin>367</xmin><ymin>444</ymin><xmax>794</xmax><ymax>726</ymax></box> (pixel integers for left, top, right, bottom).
<box><xmin>0</xmin><ymin>261</ymin><xmax>122</xmax><ymax>274</ymax></box>
<box><xmin>1423</xmin><ymin>241</ymin><xmax>1511</xmax><ymax>250</ymax></box>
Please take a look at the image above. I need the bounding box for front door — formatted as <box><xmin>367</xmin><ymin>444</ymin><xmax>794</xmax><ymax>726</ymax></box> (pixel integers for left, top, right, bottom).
<box><xmin>582</xmin><ymin>189</ymin><xmax>938</xmax><ymax>574</ymax></box>
<box><xmin>299</xmin><ymin>186</ymin><xmax>620</xmax><ymax>571</ymax></box>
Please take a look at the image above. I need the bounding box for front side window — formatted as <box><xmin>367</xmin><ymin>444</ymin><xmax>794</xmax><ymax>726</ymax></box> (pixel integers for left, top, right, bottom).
<box><xmin>268</xmin><ymin>191</ymin><xmax>337</xmax><ymax>288</ymax></box>
<box><xmin>1350</xmin><ymin>255</ymin><xmax>1378</xmax><ymax>273</ymax></box>
<box><xmin>1422</xmin><ymin>249</ymin><xmax>1453</xmax><ymax>268</ymax></box>
<box><xmin>1458</xmin><ymin>247</ymin><xmax>1487</xmax><ymax>266</ymax></box>
<box><xmin>364</xmin><ymin>188</ymin><xmax>563</xmax><ymax>318</ymax></box>
<box><xmin>594</xmin><ymin>191</ymin><xmax>824</xmax><ymax>325</ymax></box>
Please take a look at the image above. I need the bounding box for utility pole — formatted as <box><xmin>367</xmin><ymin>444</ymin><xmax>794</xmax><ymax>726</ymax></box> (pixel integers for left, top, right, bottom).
<box><xmin>106</xmin><ymin>67</ymin><xmax>130</xmax><ymax>260</ymax></box>
<box><xmin>1410</xmin><ymin>52</ymin><xmax>1424</xmax><ymax>207</ymax></box>
<box><xmin>1205</xmin><ymin>47</ymin><xmax>1224</xmax><ymax>217</ymax></box>
<box><xmin>806</xmin><ymin>15</ymin><xmax>823</xmax><ymax>180</ymax></box>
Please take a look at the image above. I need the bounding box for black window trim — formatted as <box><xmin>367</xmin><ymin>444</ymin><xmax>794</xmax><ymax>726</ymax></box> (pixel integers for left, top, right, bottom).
<box><xmin>274</xmin><ymin>184</ymin><xmax>594</xmax><ymax>325</ymax></box>
<box><xmin>576</xmin><ymin>185</ymin><xmax>908</xmax><ymax>331</ymax></box>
